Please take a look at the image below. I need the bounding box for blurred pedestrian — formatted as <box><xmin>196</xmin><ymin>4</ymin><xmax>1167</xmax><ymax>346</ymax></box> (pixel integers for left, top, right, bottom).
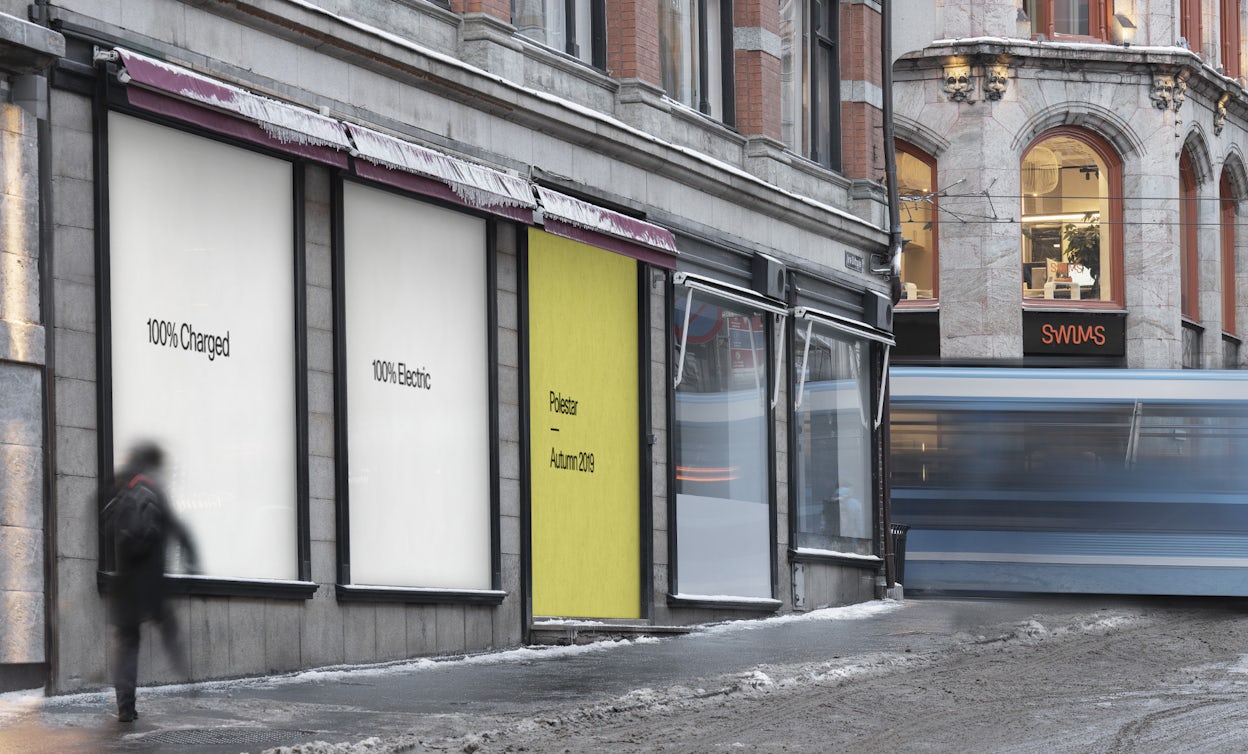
<box><xmin>102</xmin><ymin>441</ymin><xmax>198</xmax><ymax>723</ymax></box>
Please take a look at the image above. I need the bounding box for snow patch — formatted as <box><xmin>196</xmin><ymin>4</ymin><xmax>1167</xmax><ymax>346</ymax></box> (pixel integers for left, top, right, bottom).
<box><xmin>699</xmin><ymin>599</ymin><xmax>902</xmax><ymax>634</ymax></box>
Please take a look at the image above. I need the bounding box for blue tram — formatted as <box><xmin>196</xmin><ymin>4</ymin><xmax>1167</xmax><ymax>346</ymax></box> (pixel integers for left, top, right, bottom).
<box><xmin>889</xmin><ymin>367</ymin><xmax>1248</xmax><ymax>595</ymax></box>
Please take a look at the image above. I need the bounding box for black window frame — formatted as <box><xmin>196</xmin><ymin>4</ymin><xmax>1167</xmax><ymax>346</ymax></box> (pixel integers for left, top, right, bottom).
<box><xmin>810</xmin><ymin>0</ymin><xmax>840</xmax><ymax>170</ymax></box>
<box><xmin>513</xmin><ymin>0</ymin><xmax>608</xmax><ymax>70</ymax></box>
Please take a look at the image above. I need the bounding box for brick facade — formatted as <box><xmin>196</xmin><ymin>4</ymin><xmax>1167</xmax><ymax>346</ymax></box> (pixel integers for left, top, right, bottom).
<box><xmin>840</xmin><ymin>2</ymin><xmax>884</xmax><ymax>181</ymax></box>
<box><xmin>451</xmin><ymin>0</ymin><xmax>511</xmax><ymax>21</ymax></box>
<box><xmin>733</xmin><ymin>0</ymin><xmax>783</xmax><ymax>141</ymax></box>
<box><xmin>607</xmin><ymin>0</ymin><xmax>661</xmax><ymax>84</ymax></box>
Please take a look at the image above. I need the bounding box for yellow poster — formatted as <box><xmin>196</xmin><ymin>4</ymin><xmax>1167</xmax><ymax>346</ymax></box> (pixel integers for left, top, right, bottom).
<box><xmin>528</xmin><ymin>228</ymin><xmax>640</xmax><ymax>619</ymax></box>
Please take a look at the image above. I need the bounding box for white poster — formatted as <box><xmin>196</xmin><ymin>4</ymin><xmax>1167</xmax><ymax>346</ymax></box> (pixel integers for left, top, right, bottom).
<box><xmin>343</xmin><ymin>182</ymin><xmax>492</xmax><ymax>589</ymax></box>
<box><xmin>108</xmin><ymin>113</ymin><xmax>298</xmax><ymax>580</ymax></box>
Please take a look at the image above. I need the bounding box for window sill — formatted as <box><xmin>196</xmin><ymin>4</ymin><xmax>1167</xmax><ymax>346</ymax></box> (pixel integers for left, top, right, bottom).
<box><xmin>97</xmin><ymin>571</ymin><xmax>319</xmax><ymax>600</ymax></box>
<box><xmin>896</xmin><ymin>299</ymin><xmax>939</xmax><ymax>311</ymax></box>
<box><xmin>335</xmin><ymin>584</ymin><xmax>507</xmax><ymax>605</ymax></box>
<box><xmin>667</xmin><ymin>593</ymin><xmax>781</xmax><ymax>612</ymax></box>
<box><xmin>1021</xmin><ymin>300</ymin><xmax>1126</xmax><ymax>313</ymax></box>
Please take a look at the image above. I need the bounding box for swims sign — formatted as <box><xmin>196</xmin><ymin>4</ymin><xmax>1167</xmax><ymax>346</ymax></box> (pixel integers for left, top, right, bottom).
<box><xmin>1023</xmin><ymin>311</ymin><xmax>1126</xmax><ymax>356</ymax></box>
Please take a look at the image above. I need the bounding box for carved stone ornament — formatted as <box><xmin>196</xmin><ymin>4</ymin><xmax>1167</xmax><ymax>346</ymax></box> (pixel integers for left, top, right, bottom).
<box><xmin>1151</xmin><ymin>74</ymin><xmax>1175</xmax><ymax>110</ymax></box>
<box><xmin>943</xmin><ymin>65</ymin><xmax>973</xmax><ymax>102</ymax></box>
<box><xmin>1172</xmin><ymin>71</ymin><xmax>1190</xmax><ymax>111</ymax></box>
<box><xmin>1216</xmin><ymin>92</ymin><xmax>1231</xmax><ymax>135</ymax></box>
<box><xmin>983</xmin><ymin>65</ymin><xmax>1009</xmax><ymax>100</ymax></box>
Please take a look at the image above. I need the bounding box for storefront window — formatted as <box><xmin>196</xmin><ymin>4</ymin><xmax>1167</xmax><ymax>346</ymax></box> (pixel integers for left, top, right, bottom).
<box><xmin>673</xmin><ymin>287</ymin><xmax>771</xmax><ymax>598</ymax></box>
<box><xmin>793</xmin><ymin>324</ymin><xmax>872</xmax><ymax>555</ymax></box>
<box><xmin>341</xmin><ymin>182</ymin><xmax>493</xmax><ymax>590</ymax></box>
<box><xmin>1020</xmin><ymin>129</ymin><xmax>1121</xmax><ymax>306</ymax></box>
<box><xmin>897</xmin><ymin>142</ymin><xmax>938</xmax><ymax>302</ymax></box>
<box><xmin>108</xmin><ymin>113</ymin><xmax>298</xmax><ymax>581</ymax></box>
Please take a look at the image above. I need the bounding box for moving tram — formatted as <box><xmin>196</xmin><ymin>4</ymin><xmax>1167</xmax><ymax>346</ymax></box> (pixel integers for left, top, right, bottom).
<box><xmin>889</xmin><ymin>367</ymin><xmax>1248</xmax><ymax>595</ymax></box>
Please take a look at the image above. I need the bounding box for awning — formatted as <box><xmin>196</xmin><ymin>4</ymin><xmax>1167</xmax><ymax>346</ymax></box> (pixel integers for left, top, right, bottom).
<box><xmin>535</xmin><ymin>186</ymin><xmax>678</xmax><ymax>269</ymax></box>
<box><xmin>791</xmin><ymin>306</ymin><xmax>894</xmax><ymax>429</ymax></box>
<box><xmin>112</xmin><ymin>48</ymin><xmax>352</xmax><ymax>167</ymax></box>
<box><xmin>104</xmin><ymin>47</ymin><xmax>677</xmax><ymax>249</ymax></box>
<box><xmin>345</xmin><ymin>123</ymin><xmax>536</xmax><ymax>222</ymax></box>
<box><xmin>792</xmin><ymin>306</ymin><xmax>895</xmax><ymax>347</ymax></box>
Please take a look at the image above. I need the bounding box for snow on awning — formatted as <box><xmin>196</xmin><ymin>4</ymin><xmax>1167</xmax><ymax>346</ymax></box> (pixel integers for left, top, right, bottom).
<box><xmin>345</xmin><ymin>123</ymin><xmax>536</xmax><ymax>221</ymax></box>
<box><xmin>112</xmin><ymin>48</ymin><xmax>352</xmax><ymax>167</ymax></box>
<box><xmin>535</xmin><ymin>186</ymin><xmax>678</xmax><ymax>269</ymax></box>
<box><xmin>106</xmin><ymin>49</ymin><xmax>679</xmax><ymax>247</ymax></box>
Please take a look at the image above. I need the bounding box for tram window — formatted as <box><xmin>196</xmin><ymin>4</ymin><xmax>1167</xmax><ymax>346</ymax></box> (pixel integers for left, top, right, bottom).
<box><xmin>1129</xmin><ymin>403</ymin><xmax>1248</xmax><ymax>491</ymax></box>
<box><xmin>891</xmin><ymin>403</ymin><xmax>1135</xmax><ymax>490</ymax></box>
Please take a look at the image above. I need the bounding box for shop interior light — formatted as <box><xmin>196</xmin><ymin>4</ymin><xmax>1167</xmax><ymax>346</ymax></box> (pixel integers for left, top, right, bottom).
<box><xmin>1021</xmin><ymin>211</ymin><xmax>1100</xmax><ymax>224</ymax></box>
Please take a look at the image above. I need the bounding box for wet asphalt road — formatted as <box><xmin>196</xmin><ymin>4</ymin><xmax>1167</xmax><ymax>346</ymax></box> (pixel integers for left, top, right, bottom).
<box><xmin>0</xmin><ymin>594</ymin><xmax>1183</xmax><ymax>754</ymax></box>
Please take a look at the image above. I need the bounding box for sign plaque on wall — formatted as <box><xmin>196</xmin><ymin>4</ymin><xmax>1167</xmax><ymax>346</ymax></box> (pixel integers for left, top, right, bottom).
<box><xmin>1023</xmin><ymin>311</ymin><xmax>1126</xmax><ymax>357</ymax></box>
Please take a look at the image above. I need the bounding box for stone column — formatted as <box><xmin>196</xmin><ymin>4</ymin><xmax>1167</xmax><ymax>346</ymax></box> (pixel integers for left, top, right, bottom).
<box><xmin>0</xmin><ymin>13</ymin><xmax>63</xmax><ymax>692</ymax></box>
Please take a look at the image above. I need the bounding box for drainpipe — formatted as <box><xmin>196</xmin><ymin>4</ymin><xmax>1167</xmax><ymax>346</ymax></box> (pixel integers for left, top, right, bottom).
<box><xmin>881</xmin><ymin>0</ymin><xmax>903</xmax><ymax>306</ymax></box>
<box><xmin>878</xmin><ymin>0</ymin><xmax>901</xmax><ymax>592</ymax></box>
<box><xmin>28</xmin><ymin>0</ymin><xmax>58</xmax><ymax>695</ymax></box>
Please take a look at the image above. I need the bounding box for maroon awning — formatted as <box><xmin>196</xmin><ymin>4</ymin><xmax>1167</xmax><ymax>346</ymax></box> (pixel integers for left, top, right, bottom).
<box><xmin>345</xmin><ymin>123</ymin><xmax>536</xmax><ymax>222</ymax></box>
<box><xmin>114</xmin><ymin>49</ymin><xmax>351</xmax><ymax>167</ymax></box>
<box><xmin>535</xmin><ymin>187</ymin><xmax>678</xmax><ymax>269</ymax></box>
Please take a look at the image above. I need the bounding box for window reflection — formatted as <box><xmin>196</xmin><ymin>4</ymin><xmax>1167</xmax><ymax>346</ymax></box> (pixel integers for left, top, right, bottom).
<box><xmin>793</xmin><ymin>325</ymin><xmax>872</xmax><ymax>554</ymax></box>
<box><xmin>673</xmin><ymin>288</ymin><xmax>771</xmax><ymax>598</ymax></box>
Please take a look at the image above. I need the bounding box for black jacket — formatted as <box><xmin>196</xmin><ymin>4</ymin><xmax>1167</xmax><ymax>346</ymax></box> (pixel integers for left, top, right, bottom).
<box><xmin>106</xmin><ymin>473</ymin><xmax>197</xmax><ymax>627</ymax></box>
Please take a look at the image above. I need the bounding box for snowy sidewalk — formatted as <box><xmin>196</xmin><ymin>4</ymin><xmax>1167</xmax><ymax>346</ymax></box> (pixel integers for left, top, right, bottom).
<box><xmin>0</xmin><ymin>595</ymin><xmax>1138</xmax><ymax>754</ymax></box>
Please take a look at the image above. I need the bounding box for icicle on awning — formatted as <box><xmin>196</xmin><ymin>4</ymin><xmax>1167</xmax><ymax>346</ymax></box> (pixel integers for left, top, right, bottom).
<box><xmin>109</xmin><ymin>47</ymin><xmax>677</xmax><ymax>263</ymax></box>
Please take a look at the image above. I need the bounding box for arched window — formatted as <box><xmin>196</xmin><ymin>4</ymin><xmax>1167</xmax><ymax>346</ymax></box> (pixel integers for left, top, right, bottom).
<box><xmin>1020</xmin><ymin>128</ymin><xmax>1122</xmax><ymax>306</ymax></box>
<box><xmin>896</xmin><ymin>141</ymin><xmax>938</xmax><ymax>303</ymax></box>
<box><xmin>1181</xmin><ymin>149</ymin><xmax>1200</xmax><ymax>321</ymax></box>
<box><xmin>1222</xmin><ymin>169</ymin><xmax>1239</xmax><ymax>337</ymax></box>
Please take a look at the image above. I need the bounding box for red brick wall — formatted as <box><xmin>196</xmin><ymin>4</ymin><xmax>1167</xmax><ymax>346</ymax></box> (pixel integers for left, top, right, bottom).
<box><xmin>450</xmin><ymin>0</ymin><xmax>510</xmax><ymax>20</ymax></box>
<box><xmin>840</xmin><ymin>2</ymin><xmax>881</xmax><ymax>87</ymax></box>
<box><xmin>733</xmin><ymin>0</ymin><xmax>782</xmax><ymax>140</ymax></box>
<box><xmin>607</xmin><ymin>0</ymin><xmax>661</xmax><ymax>84</ymax></box>
<box><xmin>839</xmin><ymin>2</ymin><xmax>883</xmax><ymax>181</ymax></box>
<box><xmin>735</xmin><ymin>52</ymin><xmax>782</xmax><ymax>139</ymax></box>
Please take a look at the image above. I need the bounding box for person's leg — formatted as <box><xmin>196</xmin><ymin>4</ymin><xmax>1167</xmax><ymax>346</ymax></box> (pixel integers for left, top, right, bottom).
<box><xmin>114</xmin><ymin>624</ymin><xmax>141</xmax><ymax>722</ymax></box>
<box><xmin>158</xmin><ymin>606</ymin><xmax>190</xmax><ymax>678</ymax></box>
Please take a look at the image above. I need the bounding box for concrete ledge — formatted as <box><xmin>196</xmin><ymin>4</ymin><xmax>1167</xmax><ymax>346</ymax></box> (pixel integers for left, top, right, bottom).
<box><xmin>0</xmin><ymin>11</ymin><xmax>64</xmax><ymax>73</ymax></box>
<box><xmin>529</xmin><ymin>621</ymin><xmax>693</xmax><ymax>646</ymax></box>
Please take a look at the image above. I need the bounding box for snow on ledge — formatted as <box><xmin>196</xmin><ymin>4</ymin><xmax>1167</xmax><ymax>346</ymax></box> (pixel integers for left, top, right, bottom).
<box><xmin>793</xmin><ymin>547</ymin><xmax>883</xmax><ymax>562</ymax></box>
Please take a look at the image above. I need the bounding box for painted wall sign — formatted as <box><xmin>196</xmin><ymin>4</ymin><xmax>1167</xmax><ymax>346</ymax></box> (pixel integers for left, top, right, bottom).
<box><xmin>343</xmin><ymin>182</ymin><xmax>492</xmax><ymax>589</ymax></box>
<box><xmin>108</xmin><ymin>113</ymin><xmax>297</xmax><ymax>580</ymax></box>
<box><xmin>1023</xmin><ymin>311</ymin><xmax>1126</xmax><ymax>356</ymax></box>
<box><xmin>528</xmin><ymin>229</ymin><xmax>641</xmax><ymax>619</ymax></box>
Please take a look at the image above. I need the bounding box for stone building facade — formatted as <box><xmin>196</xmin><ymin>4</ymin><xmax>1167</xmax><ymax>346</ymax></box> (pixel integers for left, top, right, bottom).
<box><xmin>0</xmin><ymin>0</ymin><xmax>897</xmax><ymax>694</ymax></box>
<box><xmin>891</xmin><ymin>0</ymin><xmax>1248</xmax><ymax>369</ymax></box>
